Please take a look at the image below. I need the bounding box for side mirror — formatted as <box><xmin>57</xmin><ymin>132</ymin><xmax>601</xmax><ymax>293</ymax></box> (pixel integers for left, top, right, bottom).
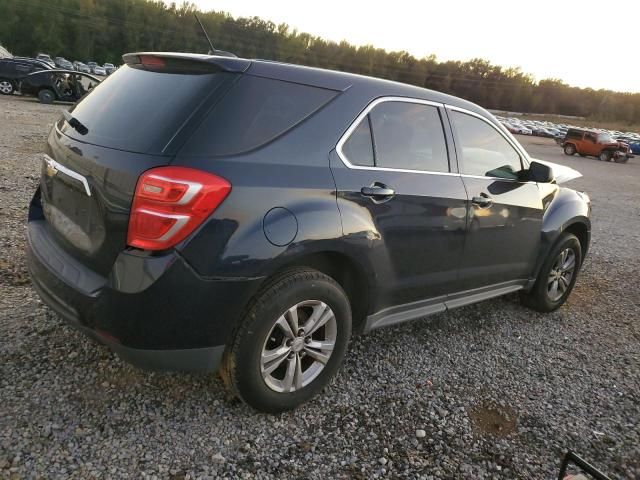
<box><xmin>527</xmin><ymin>161</ymin><xmax>554</xmax><ymax>183</ymax></box>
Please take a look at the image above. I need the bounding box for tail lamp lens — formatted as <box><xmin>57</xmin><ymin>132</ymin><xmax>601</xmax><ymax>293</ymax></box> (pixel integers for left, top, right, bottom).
<box><xmin>127</xmin><ymin>166</ymin><xmax>231</xmax><ymax>250</ymax></box>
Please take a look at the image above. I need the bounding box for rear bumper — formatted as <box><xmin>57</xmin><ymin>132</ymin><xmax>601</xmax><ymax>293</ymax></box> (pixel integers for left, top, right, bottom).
<box><xmin>27</xmin><ymin>201</ymin><xmax>263</xmax><ymax>373</ymax></box>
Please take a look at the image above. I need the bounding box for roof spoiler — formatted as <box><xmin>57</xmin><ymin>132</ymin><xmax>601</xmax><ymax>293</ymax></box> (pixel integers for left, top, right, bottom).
<box><xmin>122</xmin><ymin>52</ymin><xmax>250</xmax><ymax>73</ymax></box>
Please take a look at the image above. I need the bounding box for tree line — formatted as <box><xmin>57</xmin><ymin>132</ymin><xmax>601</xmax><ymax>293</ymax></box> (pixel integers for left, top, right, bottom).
<box><xmin>1</xmin><ymin>0</ymin><xmax>639</xmax><ymax>126</ymax></box>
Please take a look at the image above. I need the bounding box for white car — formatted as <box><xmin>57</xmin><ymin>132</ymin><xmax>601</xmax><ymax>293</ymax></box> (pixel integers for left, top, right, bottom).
<box><xmin>511</xmin><ymin>124</ymin><xmax>532</xmax><ymax>135</ymax></box>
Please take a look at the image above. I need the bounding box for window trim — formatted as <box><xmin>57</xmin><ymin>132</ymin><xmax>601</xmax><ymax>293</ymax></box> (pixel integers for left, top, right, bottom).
<box><xmin>445</xmin><ymin>105</ymin><xmax>531</xmax><ymax>173</ymax></box>
<box><xmin>336</xmin><ymin>97</ymin><xmax>532</xmax><ymax>180</ymax></box>
<box><xmin>336</xmin><ymin>96</ymin><xmax>458</xmax><ymax>177</ymax></box>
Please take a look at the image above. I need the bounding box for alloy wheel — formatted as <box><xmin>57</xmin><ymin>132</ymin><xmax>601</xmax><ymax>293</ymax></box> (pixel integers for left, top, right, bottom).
<box><xmin>260</xmin><ymin>300</ymin><xmax>337</xmax><ymax>393</ymax></box>
<box><xmin>547</xmin><ymin>248</ymin><xmax>576</xmax><ymax>301</ymax></box>
<box><xmin>0</xmin><ymin>80</ymin><xmax>13</xmax><ymax>94</ymax></box>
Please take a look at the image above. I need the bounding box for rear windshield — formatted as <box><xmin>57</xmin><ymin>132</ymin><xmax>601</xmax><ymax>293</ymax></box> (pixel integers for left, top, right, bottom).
<box><xmin>62</xmin><ymin>64</ymin><xmax>232</xmax><ymax>154</ymax></box>
<box><xmin>180</xmin><ymin>75</ymin><xmax>338</xmax><ymax>156</ymax></box>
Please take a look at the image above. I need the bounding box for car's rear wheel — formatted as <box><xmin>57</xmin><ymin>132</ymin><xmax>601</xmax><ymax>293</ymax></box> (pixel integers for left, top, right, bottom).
<box><xmin>220</xmin><ymin>268</ymin><xmax>351</xmax><ymax>413</ymax></box>
<box><xmin>0</xmin><ymin>78</ymin><xmax>14</xmax><ymax>95</ymax></box>
<box><xmin>598</xmin><ymin>151</ymin><xmax>611</xmax><ymax>162</ymax></box>
<box><xmin>37</xmin><ymin>89</ymin><xmax>55</xmax><ymax>104</ymax></box>
<box><xmin>520</xmin><ymin>233</ymin><xmax>582</xmax><ymax>312</ymax></box>
<box><xmin>563</xmin><ymin>144</ymin><xmax>576</xmax><ymax>155</ymax></box>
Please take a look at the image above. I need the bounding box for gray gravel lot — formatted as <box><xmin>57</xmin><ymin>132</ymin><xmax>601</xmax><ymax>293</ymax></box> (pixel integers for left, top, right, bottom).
<box><xmin>1</xmin><ymin>95</ymin><xmax>639</xmax><ymax>479</ymax></box>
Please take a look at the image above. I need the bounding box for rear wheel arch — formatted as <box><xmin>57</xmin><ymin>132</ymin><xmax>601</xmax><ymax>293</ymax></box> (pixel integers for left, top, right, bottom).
<box><xmin>263</xmin><ymin>251</ymin><xmax>370</xmax><ymax>333</ymax></box>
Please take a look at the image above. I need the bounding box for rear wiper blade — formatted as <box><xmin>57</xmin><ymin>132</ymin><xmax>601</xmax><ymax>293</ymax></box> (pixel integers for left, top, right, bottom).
<box><xmin>62</xmin><ymin>110</ymin><xmax>88</xmax><ymax>135</ymax></box>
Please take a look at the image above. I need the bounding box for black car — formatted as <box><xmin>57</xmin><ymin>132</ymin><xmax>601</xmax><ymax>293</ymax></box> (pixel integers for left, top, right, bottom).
<box><xmin>27</xmin><ymin>52</ymin><xmax>591</xmax><ymax>412</ymax></box>
<box><xmin>54</xmin><ymin>56</ymin><xmax>74</xmax><ymax>70</ymax></box>
<box><xmin>0</xmin><ymin>58</ymin><xmax>49</xmax><ymax>95</ymax></box>
<box><xmin>19</xmin><ymin>69</ymin><xmax>100</xmax><ymax>103</ymax></box>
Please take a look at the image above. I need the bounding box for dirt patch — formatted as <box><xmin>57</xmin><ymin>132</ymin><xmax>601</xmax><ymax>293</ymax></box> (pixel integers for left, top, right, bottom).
<box><xmin>469</xmin><ymin>401</ymin><xmax>518</xmax><ymax>438</ymax></box>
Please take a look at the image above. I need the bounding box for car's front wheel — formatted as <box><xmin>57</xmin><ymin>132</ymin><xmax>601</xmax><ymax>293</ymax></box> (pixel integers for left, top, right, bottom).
<box><xmin>521</xmin><ymin>233</ymin><xmax>582</xmax><ymax>312</ymax></box>
<box><xmin>598</xmin><ymin>151</ymin><xmax>611</xmax><ymax>162</ymax></box>
<box><xmin>221</xmin><ymin>268</ymin><xmax>352</xmax><ymax>413</ymax></box>
<box><xmin>0</xmin><ymin>78</ymin><xmax>14</xmax><ymax>95</ymax></box>
<box><xmin>37</xmin><ymin>89</ymin><xmax>55</xmax><ymax>104</ymax></box>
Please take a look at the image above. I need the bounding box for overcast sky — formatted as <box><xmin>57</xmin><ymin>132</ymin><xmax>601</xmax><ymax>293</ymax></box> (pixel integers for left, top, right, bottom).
<box><xmin>181</xmin><ymin>0</ymin><xmax>639</xmax><ymax>93</ymax></box>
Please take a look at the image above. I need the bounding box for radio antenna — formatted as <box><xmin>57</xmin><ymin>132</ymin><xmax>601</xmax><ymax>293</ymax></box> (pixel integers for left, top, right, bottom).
<box><xmin>194</xmin><ymin>13</ymin><xmax>215</xmax><ymax>54</ymax></box>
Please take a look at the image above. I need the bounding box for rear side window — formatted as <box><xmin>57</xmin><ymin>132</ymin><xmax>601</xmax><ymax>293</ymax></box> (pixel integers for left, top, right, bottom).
<box><xmin>567</xmin><ymin>130</ymin><xmax>583</xmax><ymax>140</ymax></box>
<box><xmin>369</xmin><ymin>102</ymin><xmax>449</xmax><ymax>172</ymax></box>
<box><xmin>182</xmin><ymin>75</ymin><xmax>338</xmax><ymax>156</ymax></box>
<box><xmin>340</xmin><ymin>101</ymin><xmax>449</xmax><ymax>173</ymax></box>
<box><xmin>341</xmin><ymin>117</ymin><xmax>375</xmax><ymax>167</ymax></box>
<box><xmin>62</xmin><ymin>65</ymin><xmax>232</xmax><ymax>154</ymax></box>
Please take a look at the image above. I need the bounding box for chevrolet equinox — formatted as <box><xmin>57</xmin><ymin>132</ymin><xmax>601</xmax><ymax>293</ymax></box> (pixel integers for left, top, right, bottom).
<box><xmin>27</xmin><ymin>52</ymin><xmax>591</xmax><ymax>412</ymax></box>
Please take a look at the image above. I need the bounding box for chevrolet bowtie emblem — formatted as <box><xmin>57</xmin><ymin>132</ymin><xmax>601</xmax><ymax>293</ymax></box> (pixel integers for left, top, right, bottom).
<box><xmin>42</xmin><ymin>154</ymin><xmax>92</xmax><ymax>196</ymax></box>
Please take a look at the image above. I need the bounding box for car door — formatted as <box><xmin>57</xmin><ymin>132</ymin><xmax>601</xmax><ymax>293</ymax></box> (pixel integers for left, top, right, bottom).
<box><xmin>73</xmin><ymin>73</ymin><xmax>99</xmax><ymax>100</ymax></box>
<box><xmin>447</xmin><ymin>107</ymin><xmax>543</xmax><ymax>291</ymax></box>
<box><xmin>583</xmin><ymin>132</ymin><xmax>598</xmax><ymax>155</ymax></box>
<box><xmin>330</xmin><ymin>98</ymin><xmax>468</xmax><ymax>312</ymax></box>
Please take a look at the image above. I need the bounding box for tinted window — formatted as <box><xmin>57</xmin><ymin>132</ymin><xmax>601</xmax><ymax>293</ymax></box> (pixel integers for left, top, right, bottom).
<box><xmin>183</xmin><ymin>75</ymin><xmax>337</xmax><ymax>156</ymax></box>
<box><xmin>567</xmin><ymin>129</ymin><xmax>583</xmax><ymax>139</ymax></box>
<box><xmin>450</xmin><ymin>111</ymin><xmax>522</xmax><ymax>179</ymax></box>
<box><xmin>63</xmin><ymin>65</ymin><xmax>231</xmax><ymax>154</ymax></box>
<box><xmin>341</xmin><ymin>117</ymin><xmax>374</xmax><ymax>166</ymax></box>
<box><xmin>369</xmin><ymin>102</ymin><xmax>449</xmax><ymax>172</ymax></box>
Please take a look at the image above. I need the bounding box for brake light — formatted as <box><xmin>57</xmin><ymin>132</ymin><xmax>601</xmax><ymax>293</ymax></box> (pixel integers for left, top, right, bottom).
<box><xmin>139</xmin><ymin>55</ymin><xmax>165</xmax><ymax>68</ymax></box>
<box><xmin>127</xmin><ymin>167</ymin><xmax>231</xmax><ymax>251</ymax></box>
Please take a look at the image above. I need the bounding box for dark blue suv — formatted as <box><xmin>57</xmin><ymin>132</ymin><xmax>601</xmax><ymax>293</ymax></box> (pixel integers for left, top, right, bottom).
<box><xmin>27</xmin><ymin>52</ymin><xmax>591</xmax><ymax>412</ymax></box>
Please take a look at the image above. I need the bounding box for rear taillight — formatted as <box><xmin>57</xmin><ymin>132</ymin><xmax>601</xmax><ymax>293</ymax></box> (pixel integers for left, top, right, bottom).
<box><xmin>127</xmin><ymin>167</ymin><xmax>231</xmax><ymax>251</ymax></box>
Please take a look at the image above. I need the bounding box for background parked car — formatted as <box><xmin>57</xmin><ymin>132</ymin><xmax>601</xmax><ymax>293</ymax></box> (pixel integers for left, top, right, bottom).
<box><xmin>54</xmin><ymin>56</ymin><xmax>73</xmax><ymax>70</ymax></box>
<box><xmin>103</xmin><ymin>62</ymin><xmax>116</xmax><ymax>75</ymax></box>
<box><xmin>92</xmin><ymin>65</ymin><xmax>106</xmax><ymax>76</ymax></box>
<box><xmin>0</xmin><ymin>57</ymin><xmax>48</xmax><ymax>95</ymax></box>
<box><xmin>627</xmin><ymin>140</ymin><xmax>640</xmax><ymax>155</ymax></box>
<box><xmin>35</xmin><ymin>53</ymin><xmax>55</xmax><ymax>68</ymax></box>
<box><xmin>13</xmin><ymin>56</ymin><xmax>52</xmax><ymax>70</ymax></box>
<box><xmin>19</xmin><ymin>69</ymin><xmax>100</xmax><ymax>103</ymax></box>
<box><xmin>73</xmin><ymin>61</ymin><xmax>91</xmax><ymax>73</ymax></box>
<box><xmin>86</xmin><ymin>61</ymin><xmax>100</xmax><ymax>73</ymax></box>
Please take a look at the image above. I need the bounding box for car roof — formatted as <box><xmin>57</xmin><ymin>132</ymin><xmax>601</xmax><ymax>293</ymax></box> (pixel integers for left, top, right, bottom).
<box><xmin>27</xmin><ymin>68</ymin><xmax>100</xmax><ymax>80</ymax></box>
<box><xmin>125</xmin><ymin>52</ymin><xmax>492</xmax><ymax>118</ymax></box>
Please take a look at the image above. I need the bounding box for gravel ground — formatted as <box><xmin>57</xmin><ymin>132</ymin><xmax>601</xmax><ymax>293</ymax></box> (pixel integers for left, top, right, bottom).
<box><xmin>1</xmin><ymin>95</ymin><xmax>639</xmax><ymax>479</ymax></box>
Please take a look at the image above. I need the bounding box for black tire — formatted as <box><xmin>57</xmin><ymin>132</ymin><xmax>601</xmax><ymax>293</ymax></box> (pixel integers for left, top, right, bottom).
<box><xmin>0</xmin><ymin>78</ymin><xmax>14</xmax><ymax>95</ymax></box>
<box><xmin>614</xmin><ymin>155</ymin><xmax>629</xmax><ymax>164</ymax></box>
<box><xmin>520</xmin><ymin>233</ymin><xmax>582</xmax><ymax>313</ymax></box>
<box><xmin>598</xmin><ymin>151</ymin><xmax>611</xmax><ymax>162</ymax></box>
<box><xmin>563</xmin><ymin>144</ymin><xmax>576</xmax><ymax>155</ymax></box>
<box><xmin>220</xmin><ymin>268</ymin><xmax>352</xmax><ymax>413</ymax></box>
<box><xmin>37</xmin><ymin>89</ymin><xmax>55</xmax><ymax>104</ymax></box>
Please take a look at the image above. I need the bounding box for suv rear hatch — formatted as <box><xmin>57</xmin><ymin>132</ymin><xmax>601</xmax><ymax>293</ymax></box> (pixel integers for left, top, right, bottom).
<box><xmin>39</xmin><ymin>54</ymin><xmax>247</xmax><ymax>275</ymax></box>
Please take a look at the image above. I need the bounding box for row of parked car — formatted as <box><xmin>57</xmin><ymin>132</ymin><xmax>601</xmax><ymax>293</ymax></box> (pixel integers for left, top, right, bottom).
<box><xmin>34</xmin><ymin>53</ymin><xmax>116</xmax><ymax>76</ymax></box>
<box><xmin>496</xmin><ymin>114</ymin><xmax>640</xmax><ymax>159</ymax></box>
<box><xmin>0</xmin><ymin>47</ymin><xmax>102</xmax><ymax>103</ymax></box>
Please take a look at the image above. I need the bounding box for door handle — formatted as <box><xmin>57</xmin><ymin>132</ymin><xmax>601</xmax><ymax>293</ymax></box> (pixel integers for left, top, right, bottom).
<box><xmin>361</xmin><ymin>185</ymin><xmax>395</xmax><ymax>198</ymax></box>
<box><xmin>471</xmin><ymin>194</ymin><xmax>493</xmax><ymax>208</ymax></box>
